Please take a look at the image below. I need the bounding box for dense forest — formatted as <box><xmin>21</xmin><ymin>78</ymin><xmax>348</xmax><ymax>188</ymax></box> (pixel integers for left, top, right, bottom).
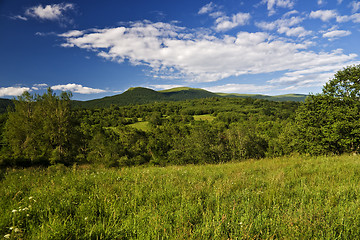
<box><xmin>1</xmin><ymin>65</ymin><xmax>360</xmax><ymax>168</ymax></box>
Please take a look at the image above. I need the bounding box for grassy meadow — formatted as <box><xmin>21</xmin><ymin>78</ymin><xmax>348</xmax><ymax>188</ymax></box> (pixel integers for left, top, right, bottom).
<box><xmin>2</xmin><ymin>154</ymin><xmax>360</xmax><ymax>239</ymax></box>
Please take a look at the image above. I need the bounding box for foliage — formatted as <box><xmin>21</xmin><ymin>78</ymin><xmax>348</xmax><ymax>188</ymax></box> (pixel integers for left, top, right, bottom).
<box><xmin>323</xmin><ymin>64</ymin><xmax>360</xmax><ymax>99</ymax></box>
<box><xmin>2</xmin><ymin>89</ymin><xmax>80</xmax><ymax>166</ymax></box>
<box><xmin>294</xmin><ymin>65</ymin><xmax>360</xmax><ymax>155</ymax></box>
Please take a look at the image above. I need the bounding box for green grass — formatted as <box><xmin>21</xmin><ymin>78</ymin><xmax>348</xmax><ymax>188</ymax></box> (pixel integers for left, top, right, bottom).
<box><xmin>193</xmin><ymin>114</ymin><xmax>216</xmax><ymax>122</ymax></box>
<box><xmin>127</xmin><ymin>121</ymin><xmax>151</xmax><ymax>131</ymax></box>
<box><xmin>2</xmin><ymin>155</ymin><xmax>360</xmax><ymax>239</ymax></box>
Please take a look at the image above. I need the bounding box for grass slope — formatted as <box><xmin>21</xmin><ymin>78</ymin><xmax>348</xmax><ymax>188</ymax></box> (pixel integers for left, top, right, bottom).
<box><xmin>1</xmin><ymin>154</ymin><xmax>360</xmax><ymax>239</ymax></box>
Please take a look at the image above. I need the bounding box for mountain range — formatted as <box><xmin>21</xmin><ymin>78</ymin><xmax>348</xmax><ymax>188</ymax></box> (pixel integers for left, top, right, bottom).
<box><xmin>0</xmin><ymin>87</ymin><xmax>308</xmax><ymax>112</ymax></box>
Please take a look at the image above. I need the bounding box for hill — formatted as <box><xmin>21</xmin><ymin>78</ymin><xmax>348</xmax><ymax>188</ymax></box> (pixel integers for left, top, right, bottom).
<box><xmin>73</xmin><ymin>87</ymin><xmax>308</xmax><ymax>109</ymax></box>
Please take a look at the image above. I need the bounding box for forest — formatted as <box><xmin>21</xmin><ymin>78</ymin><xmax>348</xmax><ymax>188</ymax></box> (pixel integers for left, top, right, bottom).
<box><xmin>0</xmin><ymin>65</ymin><xmax>360</xmax><ymax>168</ymax></box>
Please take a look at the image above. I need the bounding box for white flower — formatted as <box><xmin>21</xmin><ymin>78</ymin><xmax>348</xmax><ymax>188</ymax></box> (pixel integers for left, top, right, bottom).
<box><xmin>4</xmin><ymin>234</ymin><xmax>11</xmax><ymax>239</ymax></box>
<box><xmin>14</xmin><ymin>228</ymin><xmax>20</xmax><ymax>233</ymax></box>
<box><xmin>11</xmin><ymin>209</ymin><xmax>17</xmax><ymax>213</ymax></box>
<box><xmin>9</xmin><ymin>227</ymin><xmax>13</xmax><ymax>230</ymax></box>
<box><xmin>84</xmin><ymin>217</ymin><xmax>88</xmax><ymax>221</ymax></box>
<box><xmin>29</xmin><ymin>196</ymin><xmax>33</xmax><ymax>200</ymax></box>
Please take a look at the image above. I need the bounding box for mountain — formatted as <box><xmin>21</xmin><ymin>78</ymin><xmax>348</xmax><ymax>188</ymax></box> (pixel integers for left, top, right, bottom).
<box><xmin>73</xmin><ymin>87</ymin><xmax>308</xmax><ymax>109</ymax></box>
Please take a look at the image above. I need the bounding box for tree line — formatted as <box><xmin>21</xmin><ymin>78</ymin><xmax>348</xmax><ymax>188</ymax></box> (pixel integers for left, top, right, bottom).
<box><xmin>1</xmin><ymin>65</ymin><xmax>360</xmax><ymax>167</ymax></box>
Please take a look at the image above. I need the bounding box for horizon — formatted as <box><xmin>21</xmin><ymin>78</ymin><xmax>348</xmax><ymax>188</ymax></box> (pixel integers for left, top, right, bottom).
<box><xmin>1</xmin><ymin>0</ymin><xmax>360</xmax><ymax>100</ymax></box>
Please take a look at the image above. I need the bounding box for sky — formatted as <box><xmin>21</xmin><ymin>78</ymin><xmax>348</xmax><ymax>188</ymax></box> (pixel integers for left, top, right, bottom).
<box><xmin>1</xmin><ymin>0</ymin><xmax>360</xmax><ymax>100</ymax></box>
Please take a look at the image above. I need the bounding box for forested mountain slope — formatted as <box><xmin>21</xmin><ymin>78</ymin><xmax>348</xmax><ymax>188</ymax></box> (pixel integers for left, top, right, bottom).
<box><xmin>73</xmin><ymin>87</ymin><xmax>307</xmax><ymax>109</ymax></box>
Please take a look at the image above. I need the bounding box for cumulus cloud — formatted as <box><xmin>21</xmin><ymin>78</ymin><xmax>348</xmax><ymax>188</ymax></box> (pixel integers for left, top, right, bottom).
<box><xmin>25</xmin><ymin>3</ymin><xmax>75</xmax><ymax>21</ymax></box>
<box><xmin>51</xmin><ymin>84</ymin><xmax>106</xmax><ymax>94</ymax></box>
<box><xmin>215</xmin><ymin>13</ymin><xmax>251</xmax><ymax>32</ymax></box>
<box><xmin>256</xmin><ymin>15</ymin><xmax>311</xmax><ymax>37</ymax></box>
<box><xmin>11</xmin><ymin>3</ymin><xmax>75</xmax><ymax>25</ymax></box>
<box><xmin>0</xmin><ymin>87</ymin><xmax>30</xmax><ymax>97</ymax></box>
<box><xmin>59</xmin><ymin>21</ymin><xmax>357</xmax><ymax>90</ymax></box>
<box><xmin>198</xmin><ymin>2</ymin><xmax>251</xmax><ymax>31</ymax></box>
<box><xmin>309</xmin><ymin>10</ymin><xmax>338</xmax><ymax>21</ymax></box>
<box><xmin>350</xmin><ymin>1</ymin><xmax>360</xmax><ymax>13</ymax></box>
<box><xmin>260</xmin><ymin>0</ymin><xmax>295</xmax><ymax>16</ymax></box>
<box><xmin>323</xmin><ymin>30</ymin><xmax>351</xmax><ymax>39</ymax></box>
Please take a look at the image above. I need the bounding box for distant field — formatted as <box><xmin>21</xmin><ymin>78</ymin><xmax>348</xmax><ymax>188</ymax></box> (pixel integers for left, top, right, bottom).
<box><xmin>2</xmin><ymin>154</ymin><xmax>360</xmax><ymax>239</ymax></box>
<box><xmin>127</xmin><ymin>121</ymin><xmax>151</xmax><ymax>131</ymax></box>
<box><xmin>193</xmin><ymin>114</ymin><xmax>215</xmax><ymax>122</ymax></box>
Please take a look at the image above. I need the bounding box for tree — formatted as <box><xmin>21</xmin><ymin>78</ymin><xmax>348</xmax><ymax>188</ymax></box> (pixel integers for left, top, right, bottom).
<box><xmin>4</xmin><ymin>88</ymin><xmax>79</xmax><ymax>166</ymax></box>
<box><xmin>294</xmin><ymin>65</ymin><xmax>360</xmax><ymax>155</ymax></box>
<box><xmin>322</xmin><ymin>64</ymin><xmax>360</xmax><ymax>99</ymax></box>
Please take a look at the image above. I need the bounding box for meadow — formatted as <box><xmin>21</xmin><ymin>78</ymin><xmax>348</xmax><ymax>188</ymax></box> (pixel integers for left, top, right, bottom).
<box><xmin>2</xmin><ymin>154</ymin><xmax>360</xmax><ymax>239</ymax></box>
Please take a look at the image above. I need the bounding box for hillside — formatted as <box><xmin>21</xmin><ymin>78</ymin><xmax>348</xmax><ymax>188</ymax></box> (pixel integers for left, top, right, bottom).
<box><xmin>73</xmin><ymin>87</ymin><xmax>308</xmax><ymax>109</ymax></box>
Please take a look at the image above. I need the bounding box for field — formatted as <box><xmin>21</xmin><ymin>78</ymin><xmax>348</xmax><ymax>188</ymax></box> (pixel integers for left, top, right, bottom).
<box><xmin>2</xmin><ymin>154</ymin><xmax>360</xmax><ymax>239</ymax></box>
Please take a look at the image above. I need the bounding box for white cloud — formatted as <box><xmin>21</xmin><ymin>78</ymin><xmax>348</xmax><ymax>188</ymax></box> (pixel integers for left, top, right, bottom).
<box><xmin>309</xmin><ymin>10</ymin><xmax>338</xmax><ymax>21</ymax></box>
<box><xmin>24</xmin><ymin>3</ymin><xmax>74</xmax><ymax>22</ymax></box>
<box><xmin>215</xmin><ymin>13</ymin><xmax>251</xmax><ymax>32</ymax></box>
<box><xmin>256</xmin><ymin>16</ymin><xmax>311</xmax><ymax>37</ymax></box>
<box><xmin>198</xmin><ymin>3</ymin><xmax>250</xmax><ymax>31</ymax></box>
<box><xmin>198</xmin><ymin>2</ymin><xmax>216</xmax><ymax>14</ymax></box>
<box><xmin>323</xmin><ymin>30</ymin><xmax>351</xmax><ymax>39</ymax></box>
<box><xmin>31</xmin><ymin>83</ymin><xmax>48</xmax><ymax>90</ymax></box>
<box><xmin>350</xmin><ymin>1</ymin><xmax>360</xmax><ymax>13</ymax></box>
<box><xmin>10</xmin><ymin>15</ymin><xmax>28</xmax><ymax>21</ymax></box>
<box><xmin>0</xmin><ymin>87</ymin><xmax>30</xmax><ymax>97</ymax></box>
<box><xmin>317</xmin><ymin>0</ymin><xmax>326</xmax><ymax>6</ymax></box>
<box><xmin>58</xmin><ymin>30</ymin><xmax>84</xmax><ymax>37</ymax></box>
<box><xmin>260</xmin><ymin>0</ymin><xmax>295</xmax><ymax>16</ymax></box>
<box><xmin>268</xmin><ymin>57</ymin><xmax>360</xmax><ymax>90</ymax></box>
<box><xmin>204</xmin><ymin>83</ymin><xmax>274</xmax><ymax>93</ymax></box>
<box><xmin>150</xmin><ymin>85</ymin><xmax>185</xmax><ymax>90</ymax></box>
<box><xmin>59</xmin><ymin>21</ymin><xmax>358</xmax><ymax>90</ymax></box>
<box><xmin>338</xmin><ymin>0</ymin><xmax>343</xmax><ymax>4</ymax></box>
<box><xmin>51</xmin><ymin>84</ymin><xmax>106</xmax><ymax>94</ymax></box>
<box><xmin>336</xmin><ymin>13</ymin><xmax>360</xmax><ymax>23</ymax></box>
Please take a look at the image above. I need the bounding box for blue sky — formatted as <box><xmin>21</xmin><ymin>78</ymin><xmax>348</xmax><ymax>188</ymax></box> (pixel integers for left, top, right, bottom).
<box><xmin>1</xmin><ymin>0</ymin><xmax>360</xmax><ymax>100</ymax></box>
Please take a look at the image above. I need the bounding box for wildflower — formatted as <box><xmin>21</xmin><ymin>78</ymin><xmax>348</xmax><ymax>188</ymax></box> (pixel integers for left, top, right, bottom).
<box><xmin>4</xmin><ymin>234</ymin><xmax>11</xmax><ymax>239</ymax></box>
<box><xmin>29</xmin><ymin>196</ymin><xmax>33</xmax><ymax>200</ymax></box>
<box><xmin>11</xmin><ymin>209</ymin><xmax>17</xmax><ymax>213</ymax></box>
<box><xmin>14</xmin><ymin>228</ymin><xmax>20</xmax><ymax>233</ymax></box>
<box><xmin>9</xmin><ymin>227</ymin><xmax>13</xmax><ymax>230</ymax></box>
<box><xmin>22</xmin><ymin>207</ymin><xmax>29</xmax><ymax>211</ymax></box>
<box><xmin>84</xmin><ymin>217</ymin><xmax>88</xmax><ymax>221</ymax></box>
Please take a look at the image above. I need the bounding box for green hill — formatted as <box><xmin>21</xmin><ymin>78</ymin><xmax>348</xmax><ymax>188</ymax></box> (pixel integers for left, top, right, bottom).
<box><xmin>160</xmin><ymin>87</ymin><xmax>218</xmax><ymax>100</ymax></box>
<box><xmin>73</xmin><ymin>87</ymin><xmax>308</xmax><ymax>109</ymax></box>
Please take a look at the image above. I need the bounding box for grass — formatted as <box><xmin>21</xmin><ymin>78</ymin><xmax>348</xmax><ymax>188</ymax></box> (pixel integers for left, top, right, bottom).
<box><xmin>193</xmin><ymin>114</ymin><xmax>216</xmax><ymax>122</ymax></box>
<box><xmin>1</xmin><ymin>154</ymin><xmax>360</xmax><ymax>239</ymax></box>
<box><xmin>127</xmin><ymin>121</ymin><xmax>151</xmax><ymax>131</ymax></box>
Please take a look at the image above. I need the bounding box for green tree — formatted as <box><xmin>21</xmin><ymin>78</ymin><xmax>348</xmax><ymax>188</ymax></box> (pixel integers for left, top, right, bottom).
<box><xmin>323</xmin><ymin>64</ymin><xmax>360</xmax><ymax>99</ymax></box>
<box><xmin>294</xmin><ymin>65</ymin><xmax>360</xmax><ymax>155</ymax></box>
<box><xmin>4</xmin><ymin>88</ymin><xmax>79</xmax><ymax>166</ymax></box>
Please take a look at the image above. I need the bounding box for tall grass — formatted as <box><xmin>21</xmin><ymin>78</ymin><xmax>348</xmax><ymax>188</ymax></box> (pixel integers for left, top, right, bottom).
<box><xmin>1</xmin><ymin>155</ymin><xmax>360</xmax><ymax>239</ymax></box>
